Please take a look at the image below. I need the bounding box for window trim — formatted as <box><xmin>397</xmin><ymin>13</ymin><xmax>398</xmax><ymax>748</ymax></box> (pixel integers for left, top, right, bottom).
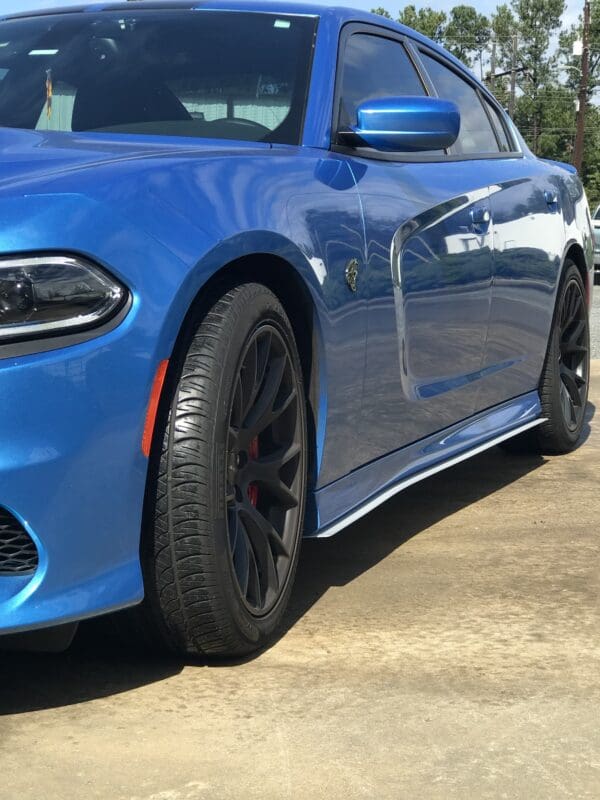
<box><xmin>480</xmin><ymin>92</ymin><xmax>513</xmax><ymax>154</ymax></box>
<box><xmin>330</xmin><ymin>21</ymin><xmax>523</xmax><ymax>164</ymax></box>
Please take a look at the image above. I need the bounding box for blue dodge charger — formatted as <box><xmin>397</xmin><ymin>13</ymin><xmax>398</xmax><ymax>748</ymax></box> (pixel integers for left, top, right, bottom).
<box><xmin>0</xmin><ymin>1</ymin><xmax>593</xmax><ymax>656</ymax></box>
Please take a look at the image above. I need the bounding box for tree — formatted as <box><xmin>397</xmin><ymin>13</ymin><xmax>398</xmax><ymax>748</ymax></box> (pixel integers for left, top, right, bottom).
<box><xmin>504</xmin><ymin>0</ymin><xmax>565</xmax><ymax>153</ymax></box>
<box><xmin>490</xmin><ymin>4</ymin><xmax>517</xmax><ymax>69</ymax></box>
<box><xmin>397</xmin><ymin>5</ymin><xmax>447</xmax><ymax>41</ymax></box>
<box><xmin>444</xmin><ymin>6</ymin><xmax>491</xmax><ymax>68</ymax></box>
<box><xmin>559</xmin><ymin>0</ymin><xmax>600</xmax><ymax>97</ymax></box>
<box><xmin>371</xmin><ymin>7</ymin><xmax>393</xmax><ymax>19</ymax></box>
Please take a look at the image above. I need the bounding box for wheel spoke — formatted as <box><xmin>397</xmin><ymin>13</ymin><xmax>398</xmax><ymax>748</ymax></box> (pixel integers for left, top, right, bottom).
<box><xmin>243</xmin><ymin>354</ymin><xmax>288</xmax><ymax>434</ymax></box>
<box><xmin>240</xmin><ymin>502</ymin><xmax>281</xmax><ymax>595</ymax></box>
<box><xmin>233</xmin><ymin>522</ymin><xmax>250</xmax><ymax>598</ymax></box>
<box><xmin>559</xmin><ymin>381</ymin><xmax>573</xmax><ymax>424</ymax></box>
<box><xmin>241</xmin><ymin>500</ymin><xmax>290</xmax><ymax>559</ymax></box>
<box><xmin>245</xmin><ymin>532</ymin><xmax>263</xmax><ymax>608</ymax></box>
<box><xmin>560</xmin><ymin>363</ymin><xmax>584</xmax><ymax>408</ymax></box>
<box><xmin>266</xmin><ymin>479</ymin><xmax>299</xmax><ymax>509</ymax></box>
<box><xmin>244</xmin><ymin>442</ymin><xmax>301</xmax><ymax>484</ymax></box>
<box><xmin>561</xmin><ymin>319</ymin><xmax>586</xmax><ymax>354</ymax></box>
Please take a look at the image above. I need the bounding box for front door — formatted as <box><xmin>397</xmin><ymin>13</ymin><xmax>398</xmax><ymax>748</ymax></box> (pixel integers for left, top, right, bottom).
<box><xmin>333</xmin><ymin>28</ymin><xmax>497</xmax><ymax>463</ymax></box>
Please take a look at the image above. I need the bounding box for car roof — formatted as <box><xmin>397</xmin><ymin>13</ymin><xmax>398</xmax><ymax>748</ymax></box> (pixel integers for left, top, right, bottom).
<box><xmin>1</xmin><ymin>1</ymin><xmax>395</xmax><ymax>24</ymax></box>
<box><xmin>0</xmin><ymin>1</ymin><xmax>473</xmax><ymax>83</ymax></box>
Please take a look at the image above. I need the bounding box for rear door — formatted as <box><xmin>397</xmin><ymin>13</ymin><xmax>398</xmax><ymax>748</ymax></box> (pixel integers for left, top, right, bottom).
<box><xmin>414</xmin><ymin>49</ymin><xmax>567</xmax><ymax>414</ymax></box>
<box><xmin>462</xmin><ymin>96</ymin><xmax>566</xmax><ymax>409</ymax></box>
<box><xmin>333</xmin><ymin>29</ymin><xmax>498</xmax><ymax>463</ymax></box>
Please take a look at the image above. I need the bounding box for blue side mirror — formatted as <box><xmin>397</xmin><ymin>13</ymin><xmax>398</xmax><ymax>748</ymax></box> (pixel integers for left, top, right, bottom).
<box><xmin>338</xmin><ymin>96</ymin><xmax>461</xmax><ymax>153</ymax></box>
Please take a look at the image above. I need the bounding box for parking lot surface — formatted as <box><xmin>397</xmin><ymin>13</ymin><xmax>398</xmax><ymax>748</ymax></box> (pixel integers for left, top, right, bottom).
<box><xmin>0</xmin><ymin>364</ymin><xmax>598</xmax><ymax>799</ymax></box>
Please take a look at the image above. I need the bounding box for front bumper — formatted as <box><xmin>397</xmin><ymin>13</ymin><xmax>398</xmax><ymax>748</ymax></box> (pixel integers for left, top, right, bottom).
<box><xmin>0</xmin><ymin>305</ymin><xmax>154</xmax><ymax>635</ymax></box>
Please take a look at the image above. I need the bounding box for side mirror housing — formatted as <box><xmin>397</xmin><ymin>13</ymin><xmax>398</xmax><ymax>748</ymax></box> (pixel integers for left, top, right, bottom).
<box><xmin>338</xmin><ymin>96</ymin><xmax>460</xmax><ymax>153</ymax></box>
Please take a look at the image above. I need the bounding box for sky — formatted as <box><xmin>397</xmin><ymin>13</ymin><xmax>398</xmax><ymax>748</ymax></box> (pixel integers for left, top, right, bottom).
<box><xmin>0</xmin><ymin>0</ymin><xmax>583</xmax><ymax>29</ymax></box>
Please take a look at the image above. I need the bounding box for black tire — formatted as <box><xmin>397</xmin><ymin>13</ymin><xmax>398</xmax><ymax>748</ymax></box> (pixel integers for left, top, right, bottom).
<box><xmin>502</xmin><ymin>261</ymin><xmax>590</xmax><ymax>455</ymax></box>
<box><xmin>135</xmin><ymin>283</ymin><xmax>307</xmax><ymax>658</ymax></box>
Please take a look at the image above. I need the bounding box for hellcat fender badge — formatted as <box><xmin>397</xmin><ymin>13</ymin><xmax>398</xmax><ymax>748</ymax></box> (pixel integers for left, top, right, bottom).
<box><xmin>345</xmin><ymin>258</ymin><xmax>359</xmax><ymax>292</ymax></box>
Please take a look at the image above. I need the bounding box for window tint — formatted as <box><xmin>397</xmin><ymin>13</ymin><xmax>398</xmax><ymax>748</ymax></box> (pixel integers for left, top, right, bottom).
<box><xmin>338</xmin><ymin>34</ymin><xmax>426</xmax><ymax>130</ymax></box>
<box><xmin>484</xmin><ymin>98</ymin><xmax>512</xmax><ymax>152</ymax></box>
<box><xmin>420</xmin><ymin>52</ymin><xmax>499</xmax><ymax>155</ymax></box>
<box><xmin>0</xmin><ymin>12</ymin><xmax>316</xmax><ymax>144</ymax></box>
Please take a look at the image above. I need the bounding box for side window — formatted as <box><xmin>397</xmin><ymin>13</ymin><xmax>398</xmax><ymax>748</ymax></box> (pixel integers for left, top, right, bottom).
<box><xmin>420</xmin><ymin>52</ymin><xmax>499</xmax><ymax>155</ymax></box>
<box><xmin>483</xmin><ymin>98</ymin><xmax>512</xmax><ymax>152</ymax></box>
<box><xmin>338</xmin><ymin>34</ymin><xmax>426</xmax><ymax>131</ymax></box>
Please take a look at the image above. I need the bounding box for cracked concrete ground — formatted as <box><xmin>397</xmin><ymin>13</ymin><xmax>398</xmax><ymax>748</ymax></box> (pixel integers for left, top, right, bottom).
<box><xmin>0</xmin><ymin>364</ymin><xmax>598</xmax><ymax>800</ymax></box>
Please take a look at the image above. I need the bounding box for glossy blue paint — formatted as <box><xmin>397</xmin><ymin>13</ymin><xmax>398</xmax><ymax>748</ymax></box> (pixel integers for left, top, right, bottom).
<box><xmin>0</xmin><ymin>1</ymin><xmax>593</xmax><ymax>636</ymax></box>
<box><xmin>310</xmin><ymin>390</ymin><xmax>542</xmax><ymax>536</ymax></box>
<box><xmin>348</xmin><ymin>96</ymin><xmax>460</xmax><ymax>153</ymax></box>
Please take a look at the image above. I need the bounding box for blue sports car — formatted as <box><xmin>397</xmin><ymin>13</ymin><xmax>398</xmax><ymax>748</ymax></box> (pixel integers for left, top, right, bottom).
<box><xmin>0</xmin><ymin>1</ymin><xmax>593</xmax><ymax>656</ymax></box>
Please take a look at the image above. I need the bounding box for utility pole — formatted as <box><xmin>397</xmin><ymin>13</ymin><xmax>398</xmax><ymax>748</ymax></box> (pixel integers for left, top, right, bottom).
<box><xmin>508</xmin><ymin>34</ymin><xmax>518</xmax><ymax>118</ymax></box>
<box><xmin>573</xmin><ymin>0</ymin><xmax>591</xmax><ymax>172</ymax></box>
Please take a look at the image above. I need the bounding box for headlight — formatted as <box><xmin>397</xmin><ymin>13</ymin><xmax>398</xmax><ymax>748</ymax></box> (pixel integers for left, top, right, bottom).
<box><xmin>0</xmin><ymin>255</ymin><xmax>126</xmax><ymax>341</ymax></box>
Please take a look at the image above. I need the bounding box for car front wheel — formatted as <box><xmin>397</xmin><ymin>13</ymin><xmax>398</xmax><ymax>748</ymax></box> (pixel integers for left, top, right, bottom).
<box><xmin>138</xmin><ymin>282</ymin><xmax>307</xmax><ymax>658</ymax></box>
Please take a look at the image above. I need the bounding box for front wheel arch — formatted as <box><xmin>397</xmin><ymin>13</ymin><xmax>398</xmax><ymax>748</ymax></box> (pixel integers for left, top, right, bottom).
<box><xmin>163</xmin><ymin>253</ymin><xmax>322</xmax><ymax>489</ymax></box>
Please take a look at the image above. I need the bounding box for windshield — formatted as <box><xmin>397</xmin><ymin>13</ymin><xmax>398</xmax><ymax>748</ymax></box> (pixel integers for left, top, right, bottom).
<box><xmin>0</xmin><ymin>11</ymin><xmax>317</xmax><ymax>144</ymax></box>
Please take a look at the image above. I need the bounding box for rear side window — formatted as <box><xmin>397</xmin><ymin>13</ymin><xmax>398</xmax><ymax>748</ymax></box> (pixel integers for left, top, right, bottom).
<box><xmin>420</xmin><ymin>52</ymin><xmax>499</xmax><ymax>155</ymax></box>
<box><xmin>338</xmin><ymin>34</ymin><xmax>426</xmax><ymax>130</ymax></box>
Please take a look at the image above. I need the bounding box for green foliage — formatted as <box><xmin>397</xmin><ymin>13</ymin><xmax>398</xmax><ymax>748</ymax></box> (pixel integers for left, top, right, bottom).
<box><xmin>370</xmin><ymin>6</ymin><xmax>393</xmax><ymax>19</ymax></box>
<box><xmin>397</xmin><ymin>5</ymin><xmax>448</xmax><ymax>41</ymax></box>
<box><xmin>445</xmin><ymin>6</ymin><xmax>491</xmax><ymax>67</ymax></box>
<box><xmin>559</xmin><ymin>0</ymin><xmax>600</xmax><ymax>96</ymax></box>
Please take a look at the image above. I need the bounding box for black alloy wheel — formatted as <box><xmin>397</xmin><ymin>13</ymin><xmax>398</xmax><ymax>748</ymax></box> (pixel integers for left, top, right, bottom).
<box><xmin>556</xmin><ymin>276</ymin><xmax>589</xmax><ymax>432</ymax></box>
<box><xmin>226</xmin><ymin>324</ymin><xmax>304</xmax><ymax>616</ymax></box>
<box><xmin>505</xmin><ymin>261</ymin><xmax>591</xmax><ymax>455</ymax></box>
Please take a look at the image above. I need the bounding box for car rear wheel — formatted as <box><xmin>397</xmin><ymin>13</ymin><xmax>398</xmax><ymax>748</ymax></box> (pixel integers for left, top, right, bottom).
<box><xmin>136</xmin><ymin>283</ymin><xmax>307</xmax><ymax>657</ymax></box>
<box><xmin>504</xmin><ymin>261</ymin><xmax>590</xmax><ymax>455</ymax></box>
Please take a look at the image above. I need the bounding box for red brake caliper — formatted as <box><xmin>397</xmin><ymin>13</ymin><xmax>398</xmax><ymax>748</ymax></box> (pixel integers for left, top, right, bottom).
<box><xmin>247</xmin><ymin>436</ymin><xmax>259</xmax><ymax>507</ymax></box>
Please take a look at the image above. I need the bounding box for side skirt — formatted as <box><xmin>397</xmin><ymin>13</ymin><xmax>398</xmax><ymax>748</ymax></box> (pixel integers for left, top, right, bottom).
<box><xmin>307</xmin><ymin>391</ymin><xmax>544</xmax><ymax>539</ymax></box>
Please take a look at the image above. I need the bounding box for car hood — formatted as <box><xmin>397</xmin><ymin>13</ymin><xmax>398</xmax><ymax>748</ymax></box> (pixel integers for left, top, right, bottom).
<box><xmin>0</xmin><ymin>127</ymin><xmax>272</xmax><ymax>190</ymax></box>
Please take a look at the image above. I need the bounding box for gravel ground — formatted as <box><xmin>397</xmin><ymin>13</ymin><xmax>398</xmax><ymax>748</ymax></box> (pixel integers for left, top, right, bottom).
<box><xmin>591</xmin><ymin>282</ymin><xmax>600</xmax><ymax>358</ymax></box>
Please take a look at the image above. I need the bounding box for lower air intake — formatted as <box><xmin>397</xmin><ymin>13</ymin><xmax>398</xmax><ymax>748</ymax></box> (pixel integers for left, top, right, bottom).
<box><xmin>0</xmin><ymin>507</ymin><xmax>38</xmax><ymax>575</ymax></box>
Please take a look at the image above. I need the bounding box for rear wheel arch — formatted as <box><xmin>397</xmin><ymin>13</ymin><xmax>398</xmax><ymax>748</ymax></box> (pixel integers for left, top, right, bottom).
<box><xmin>563</xmin><ymin>242</ymin><xmax>589</xmax><ymax>299</ymax></box>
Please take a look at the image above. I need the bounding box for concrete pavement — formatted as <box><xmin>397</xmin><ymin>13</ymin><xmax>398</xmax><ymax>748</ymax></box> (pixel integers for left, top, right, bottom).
<box><xmin>0</xmin><ymin>366</ymin><xmax>599</xmax><ymax>800</ymax></box>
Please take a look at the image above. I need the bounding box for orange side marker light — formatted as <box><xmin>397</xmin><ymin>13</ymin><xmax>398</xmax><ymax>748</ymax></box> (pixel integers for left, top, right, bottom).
<box><xmin>142</xmin><ymin>359</ymin><xmax>169</xmax><ymax>458</ymax></box>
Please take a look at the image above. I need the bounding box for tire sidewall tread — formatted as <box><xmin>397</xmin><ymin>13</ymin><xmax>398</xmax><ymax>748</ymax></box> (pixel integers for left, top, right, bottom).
<box><xmin>144</xmin><ymin>282</ymin><xmax>307</xmax><ymax>657</ymax></box>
